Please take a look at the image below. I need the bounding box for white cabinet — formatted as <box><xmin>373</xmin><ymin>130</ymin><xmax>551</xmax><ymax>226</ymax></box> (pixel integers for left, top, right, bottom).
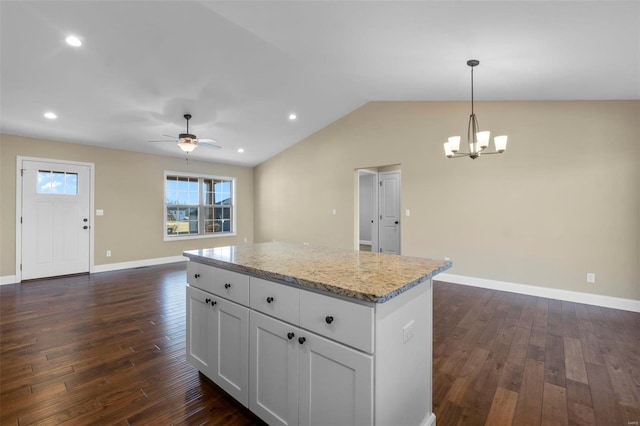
<box><xmin>186</xmin><ymin>285</ymin><xmax>249</xmax><ymax>406</ymax></box>
<box><xmin>250</xmin><ymin>311</ymin><xmax>299</xmax><ymax>426</ymax></box>
<box><xmin>186</xmin><ymin>285</ymin><xmax>213</xmax><ymax>374</ymax></box>
<box><xmin>298</xmin><ymin>323</ymin><xmax>373</xmax><ymax>426</ymax></box>
<box><xmin>250</xmin><ymin>311</ymin><xmax>373</xmax><ymax>426</ymax></box>
<box><xmin>187</xmin><ymin>261</ymin><xmax>435</xmax><ymax>426</ymax></box>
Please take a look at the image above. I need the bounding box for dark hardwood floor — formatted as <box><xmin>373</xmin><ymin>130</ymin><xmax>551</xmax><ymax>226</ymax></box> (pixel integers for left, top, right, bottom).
<box><xmin>1</xmin><ymin>262</ymin><xmax>638</xmax><ymax>425</ymax></box>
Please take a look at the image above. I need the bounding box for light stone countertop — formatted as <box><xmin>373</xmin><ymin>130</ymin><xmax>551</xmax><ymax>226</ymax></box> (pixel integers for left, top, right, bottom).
<box><xmin>184</xmin><ymin>242</ymin><xmax>452</xmax><ymax>303</ymax></box>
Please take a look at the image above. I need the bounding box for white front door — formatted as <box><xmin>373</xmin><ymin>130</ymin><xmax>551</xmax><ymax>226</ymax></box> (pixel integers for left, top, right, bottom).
<box><xmin>20</xmin><ymin>159</ymin><xmax>91</xmax><ymax>280</ymax></box>
<box><xmin>378</xmin><ymin>171</ymin><xmax>401</xmax><ymax>254</ymax></box>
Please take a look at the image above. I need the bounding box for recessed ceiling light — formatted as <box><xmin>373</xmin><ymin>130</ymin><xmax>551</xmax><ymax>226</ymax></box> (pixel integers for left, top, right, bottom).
<box><xmin>65</xmin><ymin>35</ymin><xmax>82</xmax><ymax>47</ymax></box>
<box><xmin>237</xmin><ymin>148</ymin><xmax>245</xmax><ymax>153</ymax></box>
<box><xmin>44</xmin><ymin>112</ymin><xmax>57</xmax><ymax>119</ymax></box>
<box><xmin>289</xmin><ymin>113</ymin><xmax>297</xmax><ymax>120</ymax></box>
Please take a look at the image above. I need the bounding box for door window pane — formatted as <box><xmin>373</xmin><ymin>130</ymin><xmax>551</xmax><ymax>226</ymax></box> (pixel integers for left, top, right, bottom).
<box><xmin>37</xmin><ymin>170</ymin><xmax>78</xmax><ymax>194</ymax></box>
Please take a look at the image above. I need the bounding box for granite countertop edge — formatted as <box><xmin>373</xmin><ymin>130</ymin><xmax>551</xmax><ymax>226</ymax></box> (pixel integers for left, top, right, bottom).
<box><xmin>183</xmin><ymin>251</ymin><xmax>452</xmax><ymax>304</ymax></box>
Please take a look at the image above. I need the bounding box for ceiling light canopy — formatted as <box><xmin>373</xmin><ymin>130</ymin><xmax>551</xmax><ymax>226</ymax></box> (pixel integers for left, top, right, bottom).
<box><xmin>444</xmin><ymin>60</ymin><xmax>508</xmax><ymax>160</ymax></box>
<box><xmin>65</xmin><ymin>35</ymin><xmax>82</xmax><ymax>47</ymax></box>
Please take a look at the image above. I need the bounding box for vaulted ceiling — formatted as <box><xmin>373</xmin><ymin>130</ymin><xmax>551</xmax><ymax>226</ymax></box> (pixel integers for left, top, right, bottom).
<box><xmin>1</xmin><ymin>1</ymin><xmax>638</xmax><ymax>166</ymax></box>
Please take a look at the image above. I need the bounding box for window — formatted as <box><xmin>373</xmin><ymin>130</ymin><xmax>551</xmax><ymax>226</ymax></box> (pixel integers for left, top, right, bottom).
<box><xmin>165</xmin><ymin>172</ymin><xmax>235</xmax><ymax>240</ymax></box>
<box><xmin>37</xmin><ymin>170</ymin><xmax>78</xmax><ymax>194</ymax></box>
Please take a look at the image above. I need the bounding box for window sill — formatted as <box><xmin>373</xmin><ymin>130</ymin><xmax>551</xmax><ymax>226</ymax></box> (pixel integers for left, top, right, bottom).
<box><xmin>164</xmin><ymin>232</ymin><xmax>237</xmax><ymax>242</ymax></box>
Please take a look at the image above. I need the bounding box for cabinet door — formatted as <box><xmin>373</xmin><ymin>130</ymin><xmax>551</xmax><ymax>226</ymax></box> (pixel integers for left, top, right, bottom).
<box><xmin>186</xmin><ymin>285</ymin><xmax>214</xmax><ymax>375</ymax></box>
<box><xmin>250</xmin><ymin>311</ymin><xmax>299</xmax><ymax>426</ymax></box>
<box><xmin>210</xmin><ymin>297</ymin><xmax>250</xmax><ymax>407</ymax></box>
<box><xmin>298</xmin><ymin>331</ymin><xmax>373</xmax><ymax>426</ymax></box>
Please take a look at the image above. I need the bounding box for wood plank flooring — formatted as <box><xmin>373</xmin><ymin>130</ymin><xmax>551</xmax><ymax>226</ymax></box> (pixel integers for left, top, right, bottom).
<box><xmin>1</xmin><ymin>262</ymin><xmax>639</xmax><ymax>425</ymax></box>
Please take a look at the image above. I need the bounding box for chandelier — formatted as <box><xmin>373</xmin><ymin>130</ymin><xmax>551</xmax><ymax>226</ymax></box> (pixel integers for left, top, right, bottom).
<box><xmin>444</xmin><ymin>60</ymin><xmax>508</xmax><ymax>159</ymax></box>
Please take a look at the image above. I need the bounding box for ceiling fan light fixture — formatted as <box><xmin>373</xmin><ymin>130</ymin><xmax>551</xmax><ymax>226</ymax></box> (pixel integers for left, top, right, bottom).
<box><xmin>178</xmin><ymin>133</ymin><xmax>198</xmax><ymax>152</ymax></box>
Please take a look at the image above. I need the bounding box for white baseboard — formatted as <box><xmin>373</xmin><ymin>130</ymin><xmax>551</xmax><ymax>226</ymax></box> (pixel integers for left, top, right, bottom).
<box><xmin>436</xmin><ymin>273</ymin><xmax>640</xmax><ymax>313</ymax></box>
<box><xmin>0</xmin><ymin>275</ymin><xmax>18</xmax><ymax>285</ymax></box>
<box><xmin>92</xmin><ymin>255</ymin><xmax>188</xmax><ymax>273</ymax></box>
<box><xmin>1</xmin><ymin>256</ymin><xmax>187</xmax><ymax>285</ymax></box>
<box><xmin>359</xmin><ymin>240</ymin><xmax>372</xmax><ymax>245</ymax></box>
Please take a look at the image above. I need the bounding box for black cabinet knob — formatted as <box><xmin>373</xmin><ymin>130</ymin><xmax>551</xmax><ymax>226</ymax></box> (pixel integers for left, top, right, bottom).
<box><xmin>83</xmin><ymin>218</ymin><xmax>88</xmax><ymax>222</ymax></box>
<box><xmin>325</xmin><ymin>316</ymin><xmax>334</xmax><ymax>324</ymax></box>
<box><xmin>83</xmin><ymin>225</ymin><xmax>88</xmax><ymax>229</ymax></box>
<box><xmin>211</xmin><ymin>300</ymin><xmax>217</xmax><ymax>306</ymax></box>
<box><xmin>287</xmin><ymin>332</ymin><xmax>295</xmax><ymax>340</ymax></box>
<box><xmin>298</xmin><ymin>337</ymin><xmax>306</xmax><ymax>345</ymax></box>
<box><xmin>266</xmin><ymin>296</ymin><xmax>274</xmax><ymax>304</ymax></box>
<box><xmin>224</xmin><ymin>283</ymin><xmax>231</xmax><ymax>289</ymax></box>
<box><xmin>395</xmin><ymin>221</ymin><xmax>399</xmax><ymax>224</ymax></box>
<box><xmin>194</xmin><ymin>274</ymin><xmax>200</xmax><ymax>279</ymax></box>
<box><xmin>205</xmin><ymin>298</ymin><xmax>211</xmax><ymax>304</ymax></box>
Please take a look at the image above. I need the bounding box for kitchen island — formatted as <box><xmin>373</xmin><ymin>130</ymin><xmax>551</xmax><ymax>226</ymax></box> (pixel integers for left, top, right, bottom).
<box><xmin>184</xmin><ymin>242</ymin><xmax>451</xmax><ymax>426</ymax></box>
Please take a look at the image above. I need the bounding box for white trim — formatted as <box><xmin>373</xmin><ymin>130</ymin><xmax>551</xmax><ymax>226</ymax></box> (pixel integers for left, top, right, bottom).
<box><xmin>436</xmin><ymin>273</ymin><xmax>640</xmax><ymax>313</ymax></box>
<box><xmin>16</xmin><ymin>156</ymin><xmax>96</xmax><ymax>282</ymax></box>
<box><xmin>359</xmin><ymin>240</ymin><xmax>372</xmax><ymax>245</ymax></box>
<box><xmin>0</xmin><ymin>275</ymin><xmax>18</xmax><ymax>286</ymax></box>
<box><xmin>92</xmin><ymin>255</ymin><xmax>187</xmax><ymax>273</ymax></box>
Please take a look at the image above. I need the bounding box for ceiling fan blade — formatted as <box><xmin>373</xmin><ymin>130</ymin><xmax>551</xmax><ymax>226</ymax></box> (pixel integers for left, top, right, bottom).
<box><xmin>199</xmin><ymin>142</ymin><xmax>222</xmax><ymax>150</ymax></box>
<box><xmin>148</xmin><ymin>140</ymin><xmax>177</xmax><ymax>143</ymax></box>
<box><xmin>198</xmin><ymin>138</ymin><xmax>216</xmax><ymax>143</ymax></box>
<box><xmin>162</xmin><ymin>134</ymin><xmax>178</xmax><ymax>139</ymax></box>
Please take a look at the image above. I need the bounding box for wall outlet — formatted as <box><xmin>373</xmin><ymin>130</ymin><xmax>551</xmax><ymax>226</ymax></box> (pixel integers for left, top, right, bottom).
<box><xmin>106</xmin><ymin>250</ymin><xmax>111</xmax><ymax>257</ymax></box>
<box><xmin>586</xmin><ymin>273</ymin><xmax>596</xmax><ymax>283</ymax></box>
<box><xmin>402</xmin><ymin>320</ymin><xmax>415</xmax><ymax>344</ymax></box>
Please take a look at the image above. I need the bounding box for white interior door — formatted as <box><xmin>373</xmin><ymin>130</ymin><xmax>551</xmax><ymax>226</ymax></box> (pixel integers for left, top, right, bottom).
<box><xmin>378</xmin><ymin>171</ymin><xmax>401</xmax><ymax>254</ymax></box>
<box><xmin>20</xmin><ymin>159</ymin><xmax>91</xmax><ymax>280</ymax></box>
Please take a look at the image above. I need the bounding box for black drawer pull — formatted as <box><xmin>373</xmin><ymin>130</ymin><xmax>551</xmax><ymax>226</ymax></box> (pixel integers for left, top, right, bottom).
<box><xmin>205</xmin><ymin>298</ymin><xmax>211</xmax><ymax>304</ymax></box>
<box><xmin>194</xmin><ymin>273</ymin><xmax>200</xmax><ymax>279</ymax></box>
<box><xmin>298</xmin><ymin>337</ymin><xmax>306</xmax><ymax>345</ymax></box>
<box><xmin>325</xmin><ymin>316</ymin><xmax>334</xmax><ymax>324</ymax></box>
<box><xmin>211</xmin><ymin>300</ymin><xmax>217</xmax><ymax>306</ymax></box>
<box><xmin>287</xmin><ymin>332</ymin><xmax>295</xmax><ymax>340</ymax></box>
<box><xmin>224</xmin><ymin>283</ymin><xmax>231</xmax><ymax>289</ymax></box>
<box><xmin>266</xmin><ymin>296</ymin><xmax>274</xmax><ymax>304</ymax></box>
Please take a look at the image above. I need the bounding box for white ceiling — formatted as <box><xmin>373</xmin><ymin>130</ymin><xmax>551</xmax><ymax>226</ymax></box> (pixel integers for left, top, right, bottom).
<box><xmin>1</xmin><ymin>1</ymin><xmax>638</xmax><ymax>167</ymax></box>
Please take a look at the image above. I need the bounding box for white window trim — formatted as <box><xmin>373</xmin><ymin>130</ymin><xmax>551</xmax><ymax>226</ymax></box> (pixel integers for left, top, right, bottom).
<box><xmin>163</xmin><ymin>171</ymin><xmax>237</xmax><ymax>242</ymax></box>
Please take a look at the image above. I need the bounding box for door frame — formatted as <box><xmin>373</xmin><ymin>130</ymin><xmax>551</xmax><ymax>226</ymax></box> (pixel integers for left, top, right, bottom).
<box><xmin>356</xmin><ymin>169</ymin><xmax>379</xmax><ymax>253</ymax></box>
<box><xmin>16</xmin><ymin>156</ymin><xmax>96</xmax><ymax>282</ymax></box>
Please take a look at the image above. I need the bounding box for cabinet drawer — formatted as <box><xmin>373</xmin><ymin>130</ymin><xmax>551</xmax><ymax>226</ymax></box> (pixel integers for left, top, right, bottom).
<box><xmin>212</xmin><ymin>267</ymin><xmax>250</xmax><ymax>306</ymax></box>
<box><xmin>250</xmin><ymin>277</ymin><xmax>299</xmax><ymax>325</ymax></box>
<box><xmin>187</xmin><ymin>262</ymin><xmax>214</xmax><ymax>293</ymax></box>
<box><xmin>299</xmin><ymin>291</ymin><xmax>374</xmax><ymax>354</ymax></box>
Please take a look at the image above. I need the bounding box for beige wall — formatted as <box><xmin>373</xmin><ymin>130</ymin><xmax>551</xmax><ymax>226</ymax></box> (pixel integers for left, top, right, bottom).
<box><xmin>254</xmin><ymin>101</ymin><xmax>640</xmax><ymax>301</ymax></box>
<box><xmin>0</xmin><ymin>134</ymin><xmax>254</xmax><ymax>277</ymax></box>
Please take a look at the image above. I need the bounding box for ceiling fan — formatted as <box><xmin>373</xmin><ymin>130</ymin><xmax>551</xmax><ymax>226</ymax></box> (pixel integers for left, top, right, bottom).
<box><xmin>149</xmin><ymin>114</ymin><xmax>222</xmax><ymax>153</ymax></box>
